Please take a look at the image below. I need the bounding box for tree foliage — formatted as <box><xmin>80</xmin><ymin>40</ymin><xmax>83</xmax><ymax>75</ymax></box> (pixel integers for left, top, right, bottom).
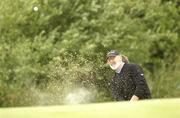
<box><xmin>0</xmin><ymin>0</ymin><xmax>179</xmax><ymax>107</ymax></box>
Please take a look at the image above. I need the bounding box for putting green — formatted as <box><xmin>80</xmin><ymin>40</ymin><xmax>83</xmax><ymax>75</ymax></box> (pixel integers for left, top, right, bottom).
<box><xmin>0</xmin><ymin>98</ymin><xmax>180</xmax><ymax>118</ymax></box>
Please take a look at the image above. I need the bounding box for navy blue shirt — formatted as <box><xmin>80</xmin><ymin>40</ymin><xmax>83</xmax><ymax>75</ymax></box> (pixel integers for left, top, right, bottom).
<box><xmin>110</xmin><ymin>63</ymin><xmax>151</xmax><ymax>101</ymax></box>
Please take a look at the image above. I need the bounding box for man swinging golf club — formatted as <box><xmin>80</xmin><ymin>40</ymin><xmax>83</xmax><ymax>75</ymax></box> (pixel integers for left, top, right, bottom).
<box><xmin>107</xmin><ymin>50</ymin><xmax>151</xmax><ymax>101</ymax></box>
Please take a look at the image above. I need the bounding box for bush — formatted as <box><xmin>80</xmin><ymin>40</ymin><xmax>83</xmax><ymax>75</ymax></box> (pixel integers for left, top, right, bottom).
<box><xmin>0</xmin><ymin>0</ymin><xmax>179</xmax><ymax>107</ymax></box>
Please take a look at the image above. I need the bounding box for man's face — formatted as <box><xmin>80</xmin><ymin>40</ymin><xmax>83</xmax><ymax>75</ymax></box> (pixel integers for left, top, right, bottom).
<box><xmin>107</xmin><ymin>55</ymin><xmax>122</xmax><ymax>65</ymax></box>
<box><xmin>107</xmin><ymin>55</ymin><xmax>123</xmax><ymax>70</ymax></box>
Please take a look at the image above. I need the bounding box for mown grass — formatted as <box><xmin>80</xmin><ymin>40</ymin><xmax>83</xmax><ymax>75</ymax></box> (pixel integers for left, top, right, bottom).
<box><xmin>0</xmin><ymin>98</ymin><xmax>180</xmax><ymax>118</ymax></box>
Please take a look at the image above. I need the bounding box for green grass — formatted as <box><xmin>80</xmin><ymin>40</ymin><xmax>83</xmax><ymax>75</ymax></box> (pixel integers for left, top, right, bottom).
<box><xmin>0</xmin><ymin>98</ymin><xmax>180</xmax><ymax>118</ymax></box>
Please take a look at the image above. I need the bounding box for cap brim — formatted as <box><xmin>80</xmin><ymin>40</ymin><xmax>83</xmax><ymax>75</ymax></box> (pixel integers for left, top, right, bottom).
<box><xmin>106</xmin><ymin>54</ymin><xmax>117</xmax><ymax>60</ymax></box>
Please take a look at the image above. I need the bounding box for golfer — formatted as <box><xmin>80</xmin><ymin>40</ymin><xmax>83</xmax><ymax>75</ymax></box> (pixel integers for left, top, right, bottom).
<box><xmin>107</xmin><ymin>50</ymin><xmax>151</xmax><ymax>101</ymax></box>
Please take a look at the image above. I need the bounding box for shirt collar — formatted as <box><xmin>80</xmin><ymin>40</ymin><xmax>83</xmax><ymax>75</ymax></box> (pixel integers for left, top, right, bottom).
<box><xmin>115</xmin><ymin>62</ymin><xmax>125</xmax><ymax>73</ymax></box>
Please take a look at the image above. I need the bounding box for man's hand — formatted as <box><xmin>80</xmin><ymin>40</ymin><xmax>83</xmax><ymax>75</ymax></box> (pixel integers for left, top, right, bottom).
<box><xmin>130</xmin><ymin>95</ymin><xmax>139</xmax><ymax>101</ymax></box>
